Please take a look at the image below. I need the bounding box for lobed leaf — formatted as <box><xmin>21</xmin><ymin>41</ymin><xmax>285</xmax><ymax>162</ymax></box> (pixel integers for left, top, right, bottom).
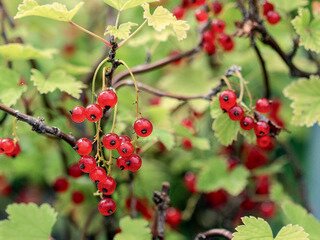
<box><xmin>115</xmin><ymin>216</ymin><xmax>151</xmax><ymax>240</ymax></box>
<box><xmin>104</xmin><ymin>0</ymin><xmax>157</xmax><ymax>11</ymax></box>
<box><xmin>105</xmin><ymin>22</ymin><xmax>138</xmax><ymax>40</ymax></box>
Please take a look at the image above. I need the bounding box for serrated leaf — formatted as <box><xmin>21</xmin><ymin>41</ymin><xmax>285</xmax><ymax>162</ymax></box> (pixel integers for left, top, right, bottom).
<box><xmin>115</xmin><ymin>216</ymin><xmax>151</xmax><ymax>240</ymax></box>
<box><xmin>283</xmin><ymin>76</ymin><xmax>320</xmax><ymax>127</ymax></box>
<box><xmin>291</xmin><ymin>8</ymin><xmax>320</xmax><ymax>53</ymax></box>
<box><xmin>197</xmin><ymin>158</ymin><xmax>249</xmax><ymax>195</ymax></box>
<box><xmin>0</xmin><ymin>67</ymin><xmax>27</xmax><ymax>106</ymax></box>
<box><xmin>105</xmin><ymin>22</ymin><xmax>138</xmax><ymax>40</ymax></box>
<box><xmin>274</xmin><ymin>224</ymin><xmax>309</xmax><ymax>240</ymax></box>
<box><xmin>30</xmin><ymin>69</ymin><xmax>86</xmax><ymax>98</ymax></box>
<box><xmin>210</xmin><ymin>97</ymin><xmax>223</xmax><ymax>118</ymax></box>
<box><xmin>149</xmin><ymin>128</ymin><xmax>175</xmax><ymax>150</ymax></box>
<box><xmin>269</xmin><ymin>0</ymin><xmax>308</xmax><ymax>12</ymax></box>
<box><xmin>0</xmin><ymin>43</ymin><xmax>56</xmax><ymax>60</ymax></box>
<box><xmin>212</xmin><ymin>112</ymin><xmax>240</xmax><ymax>146</ymax></box>
<box><xmin>0</xmin><ymin>203</ymin><xmax>57</xmax><ymax>240</ymax></box>
<box><xmin>15</xmin><ymin>0</ymin><xmax>84</xmax><ymax>22</ymax></box>
<box><xmin>171</xmin><ymin>20</ymin><xmax>189</xmax><ymax>41</ymax></box>
<box><xmin>104</xmin><ymin>0</ymin><xmax>157</xmax><ymax>11</ymax></box>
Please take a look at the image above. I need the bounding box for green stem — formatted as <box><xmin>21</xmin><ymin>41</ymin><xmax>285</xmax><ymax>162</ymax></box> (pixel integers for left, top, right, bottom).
<box><xmin>91</xmin><ymin>58</ymin><xmax>109</xmax><ymax>102</ymax></box>
<box><xmin>118</xmin><ymin>20</ymin><xmax>147</xmax><ymax>48</ymax></box>
<box><xmin>110</xmin><ymin>104</ymin><xmax>118</xmax><ymax>133</ymax></box>
<box><xmin>115</xmin><ymin>11</ymin><xmax>121</xmax><ymax>28</ymax></box>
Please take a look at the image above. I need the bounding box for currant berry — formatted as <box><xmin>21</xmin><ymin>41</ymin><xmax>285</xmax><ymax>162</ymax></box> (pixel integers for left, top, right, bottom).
<box><xmin>266</xmin><ymin>11</ymin><xmax>281</xmax><ymax>25</ymax></box>
<box><xmin>97</xmin><ymin>176</ymin><xmax>117</xmax><ymax>195</ymax></box>
<box><xmin>206</xmin><ymin>189</ymin><xmax>228</xmax><ymax>208</ymax></box>
<box><xmin>70</xmin><ymin>106</ymin><xmax>86</xmax><ymax>123</ymax></box>
<box><xmin>72</xmin><ymin>190</ymin><xmax>85</xmax><ymax>204</ymax></box>
<box><xmin>212</xmin><ymin>0</ymin><xmax>223</xmax><ymax>15</ymax></box>
<box><xmin>254</xmin><ymin>121</ymin><xmax>270</xmax><ymax>137</ymax></box>
<box><xmin>219</xmin><ymin>90</ymin><xmax>237</xmax><ymax>111</ymax></box>
<box><xmin>255</xmin><ymin>175</ymin><xmax>270</xmax><ymax>195</ymax></box>
<box><xmin>102</xmin><ymin>133</ymin><xmax>120</xmax><ymax>150</ymax></box>
<box><xmin>85</xmin><ymin>104</ymin><xmax>103</xmax><ymax>122</ymax></box>
<box><xmin>195</xmin><ymin>9</ymin><xmax>208</xmax><ymax>22</ymax></box>
<box><xmin>181</xmin><ymin>118</ymin><xmax>194</xmax><ymax>131</ymax></box>
<box><xmin>5</xmin><ymin>142</ymin><xmax>21</xmax><ymax>157</ymax></box>
<box><xmin>75</xmin><ymin>138</ymin><xmax>92</xmax><ymax>156</ymax></box>
<box><xmin>134</xmin><ymin>118</ymin><xmax>153</xmax><ymax>137</ymax></box>
<box><xmin>240</xmin><ymin>116</ymin><xmax>255</xmax><ymax>130</ymax></box>
<box><xmin>98</xmin><ymin>198</ymin><xmax>116</xmax><ymax>216</ymax></box>
<box><xmin>257</xmin><ymin>135</ymin><xmax>272</xmax><ymax>149</ymax></box>
<box><xmin>166</xmin><ymin>207</ymin><xmax>182</xmax><ymax>228</ymax></box>
<box><xmin>194</xmin><ymin>0</ymin><xmax>206</xmax><ymax>6</ymax></box>
<box><xmin>218</xmin><ymin>33</ymin><xmax>234</xmax><ymax>51</ymax></box>
<box><xmin>173</xmin><ymin>6</ymin><xmax>185</xmax><ymax>19</ymax></box>
<box><xmin>260</xmin><ymin>201</ymin><xmax>276</xmax><ymax>218</ymax></box>
<box><xmin>116</xmin><ymin>156</ymin><xmax>127</xmax><ymax>170</ymax></box>
<box><xmin>256</xmin><ymin>98</ymin><xmax>271</xmax><ymax>113</ymax></box>
<box><xmin>241</xmin><ymin>197</ymin><xmax>256</xmax><ymax>210</ymax></box>
<box><xmin>211</xmin><ymin>19</ymin><xmax>225</xmax><ymax>33</ymax></box>
<box><xmin>78</xmin><ymin>155</ymin><xmax>96</xmax><ymax>173</ymax></box>
<box><xmin>119</xmin><ymin>135</ymin><xmax>131</xmax><ymax>143</ymax></box>
<box><xmin>182</xmin><ymin>138</ymin><xmax>193</xmax><ymax>150</ymax></box>
<box><xmin>97</xmin><ymin>89</ymin><xmax>118</xmax><ymax>108</ymax></box>
<box><xmin>117</xmin><ymin>141</ymin><xmax>134</xmax><ymax>157</ymax></box>
<box><xmin>126</xmin><ymin>154</ymin><xmax>142</xmax><ymax>172</ymax></box>
<box><xmin>202</xmin><ymin>30</ymin><xmax>215</xmax><ymax>43</ymax></box>
<box><xmin>228</xmin><ymin>105</ymin><xmax>244</xmax><ymax>121</ymax></box>
<box><xmin>89</xmin><ymin>167</ymin><xmax>107</xmax><ymax>183</ymax></box>
<box><xmin>68</xmin><ymin>163</ymin><xmax>83</xmax><ymax>178</ymax></box>
<box><xmin>184</xmin><ymin>172</ymin><xmax>197</xmax><ymax>193</ymax></box>
<box><xmin>149</xmin><ymin>96</ymin><xmax>162</xmax><ymax>105</ymax></box>
<box><xmin>262</xmin><ymin>1</ymin><xmax>274</xmax><ymax>16</ymax></box>
<box><xmin>203</xmin><ymin>42</ymin><xmax>216</xmax><ymax>55</ymax></box>
<box><xmin>53</xmin><ymin>177</ymin><xmax>69</xmax><ymax>193</ymax></box>
<box><xmin>0</xmin><ymin>138</ymin><xmax>15</xmax><ymax>154</ymax></box>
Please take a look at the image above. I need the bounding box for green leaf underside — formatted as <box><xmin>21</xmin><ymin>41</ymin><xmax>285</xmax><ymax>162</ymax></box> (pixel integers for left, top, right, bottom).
<box><xmin>103</xmin><ymin>0</ymin><xmax>157</xmax><ymax>11</ymax></box>
<box><xmin>0</xmin><ymin>203</ymin><xmax>57</xmax><ymax>240</ymax></box>
<box><xmin>105</xmin><ymin>22</ymin><xmax>138</xmax><ymax>40</ymax></box>
<box><xmin>30</xmin><ymin>69</ymin><xmax>86</xmax><ymax>99</ymax></box>
<box><xmin>0</xmin><ymin>67</ymin><xmax>27</xmax><ymax>106</ymax></box>
<box><xmin>114</xmin><ymin>216</ymin><xmax>151</xmax><ymax>240</ymax></box>
<box><xmin>14</xmin><ymin>0</ymin><xmax>84</xmax><ymax>22</ymax></box>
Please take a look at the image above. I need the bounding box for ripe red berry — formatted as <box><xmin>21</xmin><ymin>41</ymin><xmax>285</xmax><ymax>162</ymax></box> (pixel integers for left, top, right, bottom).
<box><xmin>212</xmin><ymin>1</ymin><xmax>223</xmax><ymax>15</ymax></box>
<box><xmin>0</xmin><ymin>138</ymin><xmax>15</xmax><ymax>154</ymax></box>
<box><xmin>97</xmin><ymin>89</ymin><xmax>118</xmax><ymax>108</ymax></box>
<box><xmin>257</xmin><ymin>135</ymin><xmax>272</xmax><ymax>149</ymax></box>
<box><xmin>206</xmin><ymin>189</ymin><xmax>228</xmax><ymax>208</ymax></box>
<box><xmin>262</xmin><ymin>1</ymin><xmax>274</xmax><ymax>16</ymax></box>
<box><xmin>72</xmin><ymin>190</ymin><xmax>85</xmax><ymax>204</ymax></box>
<box><xmin>182</xmin><ymin>138</ymin><xmax>193</xmax><ymax>150</ymax></box>
<box><xmin>211</xmin><ymin>19</ymin><xmax>225</xmax><ymax>33</ymax></box>
<box><xmin>85</xmin><ymin>104</ymin><xmax>103</xmax><ymax>122</ymax></box>
<box><xmin>68</xmin><ymin>163</ymin><xmax>83</xmax><ymax>178</ymax></box>
<box><xmin>240</xmin><ymin>116</ymin><xmax>255</xmax><ymax>130</ymax></box>
<box><xmin>149</xmin><ymin>96</ymin><xmax>162</xmax><ymax>105</ymax></box>
<box><xmin>78</xmin><ymin>155</ymin><xmax>96</xmax><ymax>173</ymax></box>
<box><xmin>245</xmin><ymin>147</ymin><xmax>268</xmax><ymax>169</ymax></box>
<box><xmin>166</xmin><ymin>207</ymin><xmax>182</xmax><ymax>228</ymax></box>
<box><xmin>70</xmin><ymin>106</ymin><xmax>86</xmax><ymax>123</ymax></box>
<box><xmin>126</xmin><ymin>154</ymin><xmax>142</xmax><ymax>172</ymax></box>
<box><xmin>53</xmin><ymin>177</ymin><xmax>69</xmax><ymax>193</ymax></box>
<box><xmin>241</xmin><ymin>197</ymin><xmax>256</xmax><ymax>210</ymax></box>
<box><xmin>117</xmin><ymin>141</ymin><xmax>134</xmax><ymax>157</ymax></box>
<box><xmin>194</xmin><ymin>0</ymin><xmax>206</xmax><ymax>6</ymax></box>
<box><xmin>181</xmin><ymin>118</ymin><xmax>194</xmax><ymax>131</ymax></box>
<box><xmin>256</xmin><ymin>98</ymin><xmax>271</xmax><ymax>113</ymax></box>
<box><xmin>102</xmin><ymin>133</ymin><xmax>120</xmax><ymax>150</ymax></box>
<box><xmin>218</xmin><ymin>33</ymin><xmax>234</xmax><ymax>51</ymax></box>
<box><xmin>228</xmin><ymin>105</ymin><xmax>244</xmax><ymax>121</ymax></box>
<box><xmin>134</xmin><ymin>118</ymin><xmax>153</xmax><ymax>137</ymax></box>
<box><xmin>260</xmin><ymin>201</ymin><xmax>276</xmax><ymax>218</ymax></box>
<box><xmin>184</xmin><ymin>172</ymin><xmax>197</xmax><ymax>193</ymax></box>
<box><xmin>202</xmin><ymin>30</ymin><xmax>215</xmax><ymax>43</ymax></box>
<box><xmin>5</xmin><ymin>142</ymin><xmax>21</xmax><ymax>157</ymax></box>
<box><xmin>116</xmin><ymin>156</ymin><xmax>127</xmax><ymax>170</ymax></box>
<box><xmin>89</xmin><ymin>167</ymin><xmax>107</xmax><ymax>183</ymax></box>
<box><xmin>97</xmin><ymin>176</ymin><xmax>117</xmax><ymax>195</ymax></box>
<box><xmin>98</xmin><ymin>198</ymin><xmax>116</xmax><ymax>216</ymax></box>
<box><xmin>266</xmin><ymin>11</ymin><xmax>281</xmax><ymax>25</ymax></box>
<box><xmin>173</xmin><ymin>6</ymin><xmax>185</xmax><ymax>19</ymax></box>
<box><xmin>75</xmin><ymin>138</ymin><xmax>92</xmax><ymax>155</ymax></box>
<box><xmin>255</xmin><ymin>175</ymin><xmax>270</xmax><ymax>195</ymax></box>
<box><xmin>219</xmin><ymin>90</ymin><xmax>237</xmax><ymax>111</ymax></box>
<box><xmin>119</xmin><ymin>135</ymin><xmax>131</xmax><ymax>143</ymax></box>
<box><xmin>203</xmin><ymin>41</ymin><xmax>216</xmax><ymax>55</ymax></box>
<box><xmin>254</xmin><ymin>121</ymin><xmax>270</xmax><ymax>137</ymax></box>
<box><xmin>195</xmin><ymin>9</ymin><xmax>208</xmax><ymax>22</ymax></box>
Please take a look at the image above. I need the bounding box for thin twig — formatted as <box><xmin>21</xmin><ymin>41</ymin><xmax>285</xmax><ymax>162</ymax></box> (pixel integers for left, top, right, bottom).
<box><xmin>194</xmin><ymin>228</ymin><xmax>233</xmax><ymax>240</ymax></box>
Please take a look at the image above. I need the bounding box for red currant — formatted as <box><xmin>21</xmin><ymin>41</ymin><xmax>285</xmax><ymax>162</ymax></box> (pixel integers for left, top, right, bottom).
<box><xmin>202</xmin><ymin>30</ymin><xmax>215</xmax><ymax>43</ymax></box>
<box><xmin>260</xmin><ymin>201</ymin><xmax>276</xmax><ymax>218</ymax></box>
<box><xmin>119</xmin><ymin>135</ymin><xmax>131</xmax><ymax>143</ymax></box>
<box><xmin>254</xmin><ymin>121</ymin><xmax>270</xmax><ymax>137</ymax></box>
<box><xmin>181</xmin><ymin>118</ymin><xmax>194</xmax><ymax>131</ymax></box>
<box><xmin>194</xmin><ymin>0</ymin><xmax>206</xmax><ymax>6</ymax></box>
<box><xmin>53</xmin><ymin>177</ymin><xmax>69</xmax><ymax>193</ymax></box>
<box><xmin>195</xmin><ymin>9</ymin><xmax>208</xmax><ymax>22</ymax></box>
<box><xmin>117</xmin><ymin>141</ymin><xmax>134</xmax><ymax>157</ymax></box>
<box><xmin>256</xmin><ymin>98</ymin><xmax>271</xmax><ymax>113</ymax></box>
<box><xmin>85</xmin><ymin>104</ymin><xmax>103</xmax><ymax>122</ymax></box>
<box><xmin>134</xmin><ymin>118</ymin><xmax>153</xmax><ymax>137</ymax></box>
<box><xmin>255</xmin><ymin>175</ymin><xmax>270</xmax><ymax>195</ymax></box>
<box><xmin>97</xmin><ymin>176</ymin><xmax>117</xmax><ymax>195</ymax></box>
<box><xmin>78</xmin><ymin>155</ymin><xmax>96</xmax><ymax>173</ymax></box>
<box><xmin>240</xmin><ymin>116</ymin><xmax>255</xmax><ymax>130</ymax></box>
<box><xmin>166</xmin><ymin>207</ymin><xmax>182</xmax><ymax>228</ymax></box>
<box><xmin>68</xmin><ymin>163</ymin><xmax>83</xmax><ymax>178</ymax></box>
<box><xmin>203</xmin><ymin>41</ymin><xmax>216</xmax><ymax>55</ymax></box>
<box><xmin>116</xmin><ymin>156</ymin><xmax>127</xmax><ymax>170</ymax></box>
<box><xmin>228</xmin><ymin>105</ymin><xmax>244</xmax><ymax>121</ymax></box>
<box><xmin>98</xmin><ymin>198</ymin><xmax>116</xmax><ymax>216</ymax></box>
<box><xmin>212</xmin><ymin>1</ymin><xmax>223</xmax><ymax>15</ymax></box>
<box><xmin>241</xmin><ymin>197</ymin><xmax>256</xmax><ymax>210</ymax></box>
<box><xmin>173</xmin><ymin>6</ymin><xmax>185</xmax><ymax>19</ymax></box>
<box><xmin>262</xmin><ymin>1</ymin><xmax>274</xmax><ymax>16</ymax></box>
<box><xmin>219</xmin><ymin>90</ymin><xmax>237</xmax><ymax>111</ymax></box>
<box><xmin>245</xmin><ymin>147</ymin><xmax>268</xmax><ymax>169</ymax></box>
<box><xmin>218</xmin><ymin>33</ymin><xmax>234</xmax><ymax>51</ymax></box>
<box><xmin>70</xmin><ymin>106</ymin><xmax>86</xmax><ymax>123</ymax></box>
<box><xmin>149</xmin><ymin>96</ymin><xmax>162</xmax><ymax>105</ymax></box>
<box><xmin>89</xmin><ymin>166</ymin><xmax>107</xmax><ymax>183</ymax></box>
<box><xmin>206</xmin><ymin>189</ymin><xmax>228</xmax><ymax>208</ymax></box>
<box><xmin>184</xmin><ymin>172</ymin><xmax>197</xmax><ymax>193</ymax></box>
<box><xmin>97</xmin><ymin>89</ymin><xmax>118</xmax><ymax>108</ymax></box>
<box><xmin>266</xmin><ymin>11</ymin><xmax>281</xmax><ymax>25</ymax></box>
<box><xmin>75</xmin><ymin>138</ymin><xmax>92</xmax><ymax>155</ymax></box>
<box><xmin>5</xmin><ymin>142</ymin><xmax>21</xmax><ymax>157</ymax></box>
<box><xmin>257</xmin><ymin>135</ymin><xmax>272</xmax><ymax>149</ymax></box>
<box><xmin>0</xmin><ymin>138</ymin><xmax>15</xmax><ymax>154</ymax></box>
<box><xmin>102</xmin><ymin>133</ymin><xmax>120</xmax><ymax>150</ymax></box>
<box><xmin>211</xmin><ymin>19</ymin><xmax>225</xmax><ymax>33</ymax></box>
<box><xmin>126</xmin><ymin>154</ymin><xmax>142</xmax><ymax>172</ymax></box>
<box><xmin>182</xmin><ymin>138</ymin><xmax>193</xmax><ymax>150</ymax></box>
<box><xmin>72</xmin><ymin>190</ymin><xmax>85</xmax><ymax>204</ymax></box>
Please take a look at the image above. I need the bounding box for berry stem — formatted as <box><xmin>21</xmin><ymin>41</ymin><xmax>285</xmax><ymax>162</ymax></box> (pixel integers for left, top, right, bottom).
<box><xmin>11</xmin><ymin>118</ymin><xmax>18</xmax><ymax>142</ymax></box>
<box><xmin>181</xmin><ymin>193</ymin><xmax>201</xmax><ymax>220</ymax></box>
<box><xmin>221</xmin><ymin>76</ymin><xmax>233</xmax><ymax>90</ymax></box>
<box><xmin>110</xmin><ymin>103</ymin><xmax>118</xmax><ymax>133</ymax></box>
<box><xmin>115</xmin><ymin>11</ymin><xmax>121</xmax><ymax>28</ymax></box>
<box><xmin>118</xmin><ymin>20</ymin><xmax>147</xmax><ymax>48</ymax></box>
<box><xmin>235</xmin><ymin>71</ymin><xmax>245</xmax><ymax>103</ymax></box>
<box><xmin>92</xmin><ymin>57</ymin><xmax>109</xmax><ymax>102</ymax></box>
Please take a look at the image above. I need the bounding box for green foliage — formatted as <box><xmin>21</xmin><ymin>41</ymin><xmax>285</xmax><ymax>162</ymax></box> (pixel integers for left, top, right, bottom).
<box><xmin>269</xmin><ymin>0</ymin><xmax>308</xmax><ymax>13</ymax></box>
<box><xmin>291</xmin><ymin>8</ymin><xmax>320</xmax><ymax>53</ymax></box>
<box><xmin>148</xmin><ymin>128</ymin><xmax>175</xmax><ymax>150</ymax></box>
<box><xmin>30</xmin><ymin>69</ymin><xmax>86</xmax><ymax>99</ymax></box>
<box><xmin>114</xmin><ymin>216</ymin><xmax>151</xmax><ymax>240</ymax></box>
<box><xmin>103</xmin><ymin>0</ymin><xmax>156</xmax><ymax>11</ymax></box>
<box><xmin>0</xmin><ymin>43</ymin><xmax>56</xmax><ymax>60</ymax></box>
<box><xmin>14</xmin><ymin>0</ymin><xmax>84</xmax><ymax>22</ymax></box>
<box><xmin>0</xmin><ymin>203</ymin><xmax>57</xmax><ymax>240</ymax></box>
<box><xmin>283</xmin><ymin>76</ymin><xmax>320</xmax><ymax>126</ymax></box>
<box><xmin>233</xmin><ymin>216</ymin><xmax>309</xmax><ymax>240</ymax></box>
<box><xmin>0</xmin><ymin>67</ymin><xmax>27</xmax><ymax>106</ymax></box>
<box><xmin>197</xmin><ymin>158</ymin><xmax>249</xmax><ymax>195</ymax></box>
<box><xmin>105</xmin><ymin>22</ymin><xmax>138</xmax><ymax>40</ymax></box>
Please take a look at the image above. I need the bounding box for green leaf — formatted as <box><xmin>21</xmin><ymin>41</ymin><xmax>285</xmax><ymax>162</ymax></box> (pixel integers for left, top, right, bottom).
<box><xmin>0</xmin><ymin>67</ymin><xmax>27</xmax><ymax>106</ymax></box>
<box><xmin>274</xmin><ymin>225</ymin><xmax>309</xmax><ymax>240</ymax></box>
<box><xmin>252</xmin><ymin>159</ymin><xmax>287</xmax><ymax>175</ymax></box>
<box><xmin>151</xmin><ymin>128</ymin><xmax>175</xmax><ymax>150</ymax></box>
<box><xmin>105</xmin><ymin>22</ymin><xmax>138</xmax><ymax>40</ymax></box>
<box><xmin>15</xmin><ymin>0</ymin><xmax>84</xmax><ymax>22</ymax></box>
<box><xmin>283</xmin><ymin>76</ymin><xmax>320</xmax><ymax>127</ymax></box>
<box><xmin>0</xmin><ymin>203</ymin><xmax>57</xmax><ymax>240</ymax></box>
<box><xmin>197</xmin><ymin>158</ymin><xmax>249</xmax><ymax>196</ymax></box>
<box><xmin>270</xmin><ymin>182</ymin><xmax>291</xmax><ymax>203</ymax></box>
<box><xmin>0</xmin><ymin>43</ymin><xmax>56</xmax><ymax>60</ymax></box>
<box><xmin>269</xmin><ymin>0</ymin><xmax>308</xmax><ymax>12</ymax></box>
<box><xmin>282</xmin><ymin>201</ymin><xmax>320</xmax><ymax>240</ymax></box>
<box><xmin>212</xmin><ymin>112</ymin><xmax>240</xmax><ymax>146</ymax></box>
<box><xmin>170</xmin><ymin>20</ymin><xmax>189</xmax><ymax>41</ymax></box>
<box><xmin>30</xmin><ymin>69</ymin><xmax>86</xmax><ymax>99</ymax></box>
<box><xmin>104</xmin><ymin>0</ymin><xmax>157</xmax><ymax>11</ymax></box>
<box><xmin>210</xmin><ymin>97</ymin><xmax>223</xmax><ymax>119</ymax></box>
<box><xmin>115</xmin><ymin>216</ymin><xmax>151</xmax><ymax>240</ymax></box>
<box><xmin>190</xmin><ymin>137</ymin><xmax>210</xmax><ymax>150</ymax></box>
<box><xmin>291</xmin><ymin>8</ymin><xmax>320</xmax><ymax>53</ymax></box>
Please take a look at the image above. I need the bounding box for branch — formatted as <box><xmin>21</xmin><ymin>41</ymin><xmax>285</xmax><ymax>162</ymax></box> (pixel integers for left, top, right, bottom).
<box><xmin>194</xmin><ymin>228</ymin><xmax>233</xmax><ymax>240</ymax></box>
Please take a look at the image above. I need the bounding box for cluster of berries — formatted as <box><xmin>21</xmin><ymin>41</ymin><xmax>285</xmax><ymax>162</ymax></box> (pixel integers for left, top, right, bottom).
<box><xmin>219</xmin><ymin>90</ymin><xmax>273</xmax><ymax>149</ymax></box>
<box><xmin>0</xmin><ymin>138</ymin><xmax>21</xmax><ymax>158</ymax></box>
<box><xmin>262</xmin><ymin>0</ymin><xmax>281</xmax><ymax>25</ymax></box>
<box><xmin>70</xmin><ymin>89</ymin><xmax>153</xmax><ymax>216</ymax></box>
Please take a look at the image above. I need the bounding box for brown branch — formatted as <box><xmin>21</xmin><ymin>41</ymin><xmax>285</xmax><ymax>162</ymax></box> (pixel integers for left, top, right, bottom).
<box><xmin>194</xmin><ymin>229</ymin><xmax>233</xmax><ymax>240</ymax></box>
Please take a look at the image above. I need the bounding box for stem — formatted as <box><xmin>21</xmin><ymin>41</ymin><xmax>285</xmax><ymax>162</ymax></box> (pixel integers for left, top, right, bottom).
<box><xmin>102</xmin><ymin>67</ymin><xmax>106</xmax><ymax>90</ymax></box>
<box><xmin>194</xmin><ymin>229</ymin><xmax>233</xmax><ymax>240</ymax></box>
<box><xmin>115</xmin><ymin>11</ymin><xmax>121</xmax><ymax>28</ymax></box>
<box><xmin>221</xmin><ymin>76</ymin><xmax>233</xmax><ymax>90</ymax></box>
<box><xmin>236</xmin><ymin>71</ymin><xmax>245</xmax><ymax>103</ymax></box>
<box><xmin>110</xmin><ymin>104</ymin><xmax>118</xmax><ymax>133</ymax></box>
<box><xmin>182</xmin><ymin>193</ymin><xmax>201</xmax><ymax>220</ymax></box>
<box><xmin>12</xmin><ymin>118</ymin><xmax>18</xmax><ymax>141</ymax></box>
<box><xmin>118</xmin><ymin>20</ymin><xmax>147</xmax><ymax>48</ymax></box>
<box><xmin>92</xmin><ymin>58</ymin><xmax>109</xmax><ymax>102</ymax></box>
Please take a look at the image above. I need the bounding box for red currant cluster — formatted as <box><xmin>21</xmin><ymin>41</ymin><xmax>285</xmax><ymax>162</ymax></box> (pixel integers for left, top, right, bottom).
<box><xmin>219</xmin><ymin>90</ymin><xmax>274</xmax><ymax>149</ymax></box>
<box><xmin>262</xmin><ymin>0</ymin><xmax>281</xmax><ymax>25</ymax></box>
<box><xmin>0</xmin><ymin>138</ymin><xmax>21</xmax><ymax>158</ymax></box>
<box><xmin>70</xmin><ymin>89</ymin><xmax>153</xmax><ymax>216</ymax></box>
